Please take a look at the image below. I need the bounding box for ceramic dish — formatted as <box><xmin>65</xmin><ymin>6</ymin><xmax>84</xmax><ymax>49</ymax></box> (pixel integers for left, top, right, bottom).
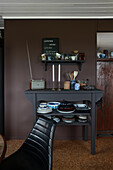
<box><xmin>74</xmin><ymin>104</ymin><xmax>91</xmax><ymax>110</ymax></box>
<box><xmin>37</xmin><ymin>107</ymin><xmax>52</xmax><ymax>114</ymax></box>
<box><xmin>63</xmin><ymin>115</ymin><xmax>75</xmax><ymax>118</ymax></box>
<box><xmin>48</xmin><ymin>102</ymin><xmax>60</xmax><ymax>110</ymax></box>
<box><xmin>75</xmin><ymin>104</ymin><xmax>87</xmax><ymax>108</ymax></box>
<box><xmin>53</xmin><ymin>117</ymin><xmax>60</xmax><ymax>123</ymax></box>
<box><xmin>62</xmin><ymin>117</ymin><xmax>75</xmax><ymax>123</ymax></box>
<box><xmin>57</xmin><ymin>109</ymin><xmax>75</xmax><ymax>114</ymax></box>
<box><xmin>78</xmin><ymin>115</ymin><xmax>88</xmax><ymax>119</ymax></box>
<box><xmin>77</xmin><ymin>119</ymin><xmax>88</xmax><ymax>123</ymax></box>
<box><xmin>39</xmin><ymin>102</ymin><xmax>48</xmax><ymax>108</ymax></box>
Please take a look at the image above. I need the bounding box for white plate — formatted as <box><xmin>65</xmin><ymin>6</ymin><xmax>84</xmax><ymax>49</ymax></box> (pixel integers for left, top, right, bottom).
<box><xmin>57</xmin><ymin>109</ymin><xmax>75</xmax><ymax>114</ymax></box>
<box><xmin>62</xmin><ymin>118</ymin><xmax>75</xmax><ymax>123</ymax></box>
<box><xmin>78</xmin><ymin>115</ymin><xmax>87</xmax><ymax>119</ymax></box>
<box><xmin>53</xmin><ymin>117</ymin><xmax>60</xmax><ymax>123</ymax></box>
<box><xmin>37</xmin><ymin>107</ymin><xmax>52</xmax><ymax>114</ymax></box>
<box><xmin>74</xmin><ymin>104</ymin><xmax>87</xmax><ymax>108</ymax></box>
<box><xmin>74</xmin><ymin>104</ymin><xmax>91</xmax><ymax>110</ymax></box>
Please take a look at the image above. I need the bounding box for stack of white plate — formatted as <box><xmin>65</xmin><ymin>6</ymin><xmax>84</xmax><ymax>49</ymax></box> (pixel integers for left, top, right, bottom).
<box><xmin>77</xmin><ymin>115</ymin><xmax>88</xmax><ymax>123</ymax></box>
<box><xmin>74</xmin><ymin>104</ymin><xmax>91</xmax><ymax>110</ymax></box>
<box><xmin>62</xmin><ymin>117</ymin><xmax>75</xmax><ymax>123</ymax></box>
<box><xmin>37</xmin><ymin>102</ymin><xmax>52</xmax><ymax>114</ymax></box>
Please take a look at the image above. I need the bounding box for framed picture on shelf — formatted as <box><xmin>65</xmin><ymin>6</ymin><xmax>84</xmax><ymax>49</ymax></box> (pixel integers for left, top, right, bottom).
<box><xmin>42</xmin><ymin>38</ymin><xmax>59</xmax><ymax>60</ymax></box>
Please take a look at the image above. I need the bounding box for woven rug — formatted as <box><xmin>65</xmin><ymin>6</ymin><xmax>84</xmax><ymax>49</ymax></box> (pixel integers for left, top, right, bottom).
<box><xmin>5</xmin><ymin>137</ymin><xmax>113</xmax><ymax>170</ymax></box>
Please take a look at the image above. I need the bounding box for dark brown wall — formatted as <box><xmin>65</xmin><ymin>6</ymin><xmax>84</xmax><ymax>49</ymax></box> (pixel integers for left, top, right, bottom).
<box><xmin>4</xmin><ymin>19</ymin><xmax>113</xmax><ymax>139</ymax></box>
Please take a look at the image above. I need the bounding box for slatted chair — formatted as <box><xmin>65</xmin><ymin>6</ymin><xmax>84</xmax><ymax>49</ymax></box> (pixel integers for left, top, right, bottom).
<box><xmin>0</xmin><ymin>116</ymin><xmax>56</xmax><ymax>170</ymax></box>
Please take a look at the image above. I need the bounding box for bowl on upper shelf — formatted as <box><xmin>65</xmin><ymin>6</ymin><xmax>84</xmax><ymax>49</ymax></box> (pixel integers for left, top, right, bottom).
<box><xmin>48</xmin><ymin>102</ymin><xmax>60</xmax><ymax>110</ymax></box>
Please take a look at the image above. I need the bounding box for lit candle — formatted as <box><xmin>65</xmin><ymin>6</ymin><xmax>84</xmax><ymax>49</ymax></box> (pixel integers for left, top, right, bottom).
<box><xmin>58</xmin><ymin>64</ymin><xmax>61</xmax><ymax>82</ymax></box>
<box><xmin>52</xmin><ymin>64</ymin><xmax>55</xmax><ymax>82</ymax></box>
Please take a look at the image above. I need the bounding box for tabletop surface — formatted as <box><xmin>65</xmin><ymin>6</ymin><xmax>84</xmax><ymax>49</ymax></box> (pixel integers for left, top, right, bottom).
<box><xmin>25</xmin><ymin>89</ymin><xmax>103</xmax><ymax>94</ymax></box>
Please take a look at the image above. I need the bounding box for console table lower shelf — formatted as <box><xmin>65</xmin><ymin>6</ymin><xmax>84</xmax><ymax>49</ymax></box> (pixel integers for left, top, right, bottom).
<box><xmin>25</xmin><ymin>89</ymin><xmax>103</xmax><ymax>155</ymax></box>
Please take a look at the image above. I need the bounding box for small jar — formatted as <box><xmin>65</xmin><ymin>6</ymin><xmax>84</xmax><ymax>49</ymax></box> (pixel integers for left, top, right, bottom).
<box><xmin>70</xmin><ymin>80</ymin><xmax>76</xmax><ymax>90</ymax></box>
<box><xmin>64</xmin><ymin>81</ymin><xmax>70</xmax><ymax>90</ymax></box>
<box><xmin>74</xmin><ymin>83</ymin><xmax>80</xmax><ymax>90</ymax></box>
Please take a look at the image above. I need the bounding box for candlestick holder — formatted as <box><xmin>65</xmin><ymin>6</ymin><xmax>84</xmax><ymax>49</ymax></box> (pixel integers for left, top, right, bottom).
<box><xmin>57</xmin><ymin>81</ymin><xmax>61</xmax><ymax>91</ymax></box>
<box><xmin>52</xmin><ymin>81</ymin><xmax>55</xmax><ymax>91</ymax></box>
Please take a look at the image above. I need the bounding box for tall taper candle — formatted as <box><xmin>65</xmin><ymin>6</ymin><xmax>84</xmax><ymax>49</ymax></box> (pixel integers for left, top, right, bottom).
<box><xmin>52</xmin><ymin>64</ymin><xmax>55</xmax><ymax>82</ymax></box>
<box><xmin>58</xmin><ymin>64</ymin><xmax>61</xmax><ymax>82</ymax></box>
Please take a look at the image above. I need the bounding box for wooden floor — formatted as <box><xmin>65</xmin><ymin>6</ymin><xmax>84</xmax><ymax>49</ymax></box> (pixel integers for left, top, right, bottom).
<box><xmin>5</xmin><ymin>137</ymin><xmax>113</xmax><ymax>170</ymax></box>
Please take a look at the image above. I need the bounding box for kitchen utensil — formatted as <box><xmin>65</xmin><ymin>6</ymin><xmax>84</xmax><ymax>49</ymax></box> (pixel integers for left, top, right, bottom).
<box><xmin>74</xmin><ymin>71</ymin><xmax>78</xmax><ymax>80</ymax></box>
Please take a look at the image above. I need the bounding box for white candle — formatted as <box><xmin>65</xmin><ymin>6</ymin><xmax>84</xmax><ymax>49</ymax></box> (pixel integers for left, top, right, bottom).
<box><xmin>52</xmin><ymin>64</ymin><xmax>55</xmax><ymax>82</ymax></box>
<box><xmin>58</xmin><ymin>64</ymin><xmax>61</xmax><ymax>82</ymax></box>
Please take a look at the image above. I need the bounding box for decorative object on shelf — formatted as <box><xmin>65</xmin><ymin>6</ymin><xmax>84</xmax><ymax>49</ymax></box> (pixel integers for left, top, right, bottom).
<box><xmin>64</xmin><ymin>81</ymin><xmax>70</xmax><ymax>90</ymax></box>
<box><xmin>82</xmin><ymin>85</ymin><xmax>96</xmax><ymax>90</ymax></box>
<box><xmin>39</xmin><ymin>102</ymin><xmax>48</xmax><ymax>108</ymax></box>
<box><xmin>79</xmin><ymin>53</ymin><xmax>85</xmax><ymax>60</ymax></box>
<box><xmin>74</xmin><ymin>83</ymin><xmax>80</xmax><ymax>90</ymax></box>
<box><xmin>55</xmin><ymin>52</ymin><xmax>61</xmax><ymax>60</ymax></box>
<box><xmin>77</xmin><ymin>115</ymin><xmax>88</xmax><ymax>123</ymax></box>
<box><xmin>100</xmin><ymin>53</ymin><xmax>106</xmax><ymax>58</ymax></box>
<box><xmin>42</xmin><ymin>38</ymin><xmax>59</xmax><ymax>60</ymax></box>
<box><xmin>74</xmin><ymin>104</ymin><xmax>91</xmax><ymax>111</ymax></box>
<box><xmin>57</xmin><ymin>101</ymin><xmax>75</xmax><ymax>112</ymax></box>
<box><xmin>70</xmin><ymin>80</ymin><xmax>76</xmax><ymax>90</ymax></box>
<box><xmin>41</xmin><ymin>53</ymin><xmax>46</xmax><ymax>61</ymax></box>
<box><xmin>67</xmin><ymin>70</ymin><xmax>79</xmax><ymax>90</ymax></box>
<box><xmin>53</xmin><ymin>117</ymin><xmax>61</xmax><ymax>123</ymax></box>
<box><xmin>26</xmin><ymin>41</ymin><xmax>45</xmax><ymax>89</ymax></box>
<box><xmin>73</xmin><ymin>50</ymin><xmax>79</xmax><ymax>60</ymax></box>
<box><xmin>62</xmin><ymin>117</ymin><xmax>75</xmax><ymax>123</ymax></box>
<box><xmin>37</xmin><ymin>105</ymin><xmax>52</xmax><ymax>114</ymax></box>
<box><xmin>48</xmin><ymin>102</ymin><xmax>60</xmax><ymax>110</ymax></box>
<box><xmin>58</xmin><ymin>64</ymin><xmax>61</xmax><ymax>91</ymax></box>
<box><xmin>103</xmin><ymin>50</ymin><xmax>108</xmax><ymax>58</ymax></box>
<box><xmin>110</xmin><ymin>51</ymin><xmax>113</xmax><ymax>58</ymax></box>
<box><xmin>30</xmin><ymin>80</ymin><xmax>45</xmax><ymax>89</ymax></box>
<box><xmin>71</xmin><ymin>55</ymin><xmax>77</xmax><ymax>60</ymax></box>
<box><xmin>52</xmin><ymin>64</ymin><xmax>55</xmax><ymax>90</ymax></box>
<box><xmin>58</xmin><ymin>81</ymin><xmax>61</xmax><ymax>91</ymax></box>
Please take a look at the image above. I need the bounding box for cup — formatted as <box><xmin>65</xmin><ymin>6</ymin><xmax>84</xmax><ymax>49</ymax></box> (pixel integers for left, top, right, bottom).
<box><xmin>74</xmin><ymin>83</ymin><xmax>80</xmax><ymax>90</ymax></box>
<box><xmin>70</xmin><ymin>80</ymin><xmax>76</xmax><ymax>90</ymax></box>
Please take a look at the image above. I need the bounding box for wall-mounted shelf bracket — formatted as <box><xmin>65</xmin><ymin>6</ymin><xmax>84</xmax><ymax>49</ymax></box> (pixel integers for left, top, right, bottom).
<box><xmin>42</xmin><ymin>60</ymin><xmax>85</xmax><ymax>71</ymax></box>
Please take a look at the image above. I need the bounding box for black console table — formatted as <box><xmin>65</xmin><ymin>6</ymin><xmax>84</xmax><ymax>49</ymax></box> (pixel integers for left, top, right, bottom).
<box><xmin>25</xmin><ymin>89</ymin><xmax>103</xmax><ymax>155</ymax></box>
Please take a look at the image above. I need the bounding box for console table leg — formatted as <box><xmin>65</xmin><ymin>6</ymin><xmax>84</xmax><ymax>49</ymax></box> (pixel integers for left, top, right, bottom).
<box><xmin>83</xmin><ymin>125</ymin><xmax>88</xmax><ymax>141</ymax></box>
<box><xmin>32</xmin><ymin>94</ymin><xmax>37</xmax><ymax>124</ymax></box>
<box><xmin>91</xmin><ymin>94</ymin><xmax>96</xmax><ymax>155</ymax></box>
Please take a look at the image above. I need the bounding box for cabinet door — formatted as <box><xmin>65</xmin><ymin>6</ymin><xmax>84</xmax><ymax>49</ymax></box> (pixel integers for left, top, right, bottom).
<box><xmin>97</xmin><ymin>61</ymin><xmax>113</xmax><ymax>133</ymax></box>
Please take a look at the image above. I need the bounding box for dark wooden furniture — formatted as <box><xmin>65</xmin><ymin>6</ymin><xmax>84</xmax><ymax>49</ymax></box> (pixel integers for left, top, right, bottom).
<box><xmin>0</xmin><ymin>117</ymin><xmax>56</xmax><ymax>170</ymax></box>
<box><xmin>42</xmin><ymin>60</ymin><xmax>85</xmax><ymax>71</ymax></box>
<box><xmin>97</xmin><ymin>60</ymin><xmax>113</xmax><ymax>134</ymax></box>
<box><xmin>0</xmin><ymin>134</ymin><xmax>6</xmax><ymax>162</ymax></box>
<box><xmin>25</xmin><ymin>89</ymin><xmax>103</xmax><ymax>155</ymax></box>
<box><xmin>0</xmin><ymin>34</ymin><xmax>4</xmax><ymax>135</ymax></box>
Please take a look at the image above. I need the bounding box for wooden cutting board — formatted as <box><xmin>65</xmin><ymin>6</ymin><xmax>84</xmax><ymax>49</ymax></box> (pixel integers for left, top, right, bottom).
<box><xmin>0</xmin><ymin>134</ymin><xmax>6</xmax><ymax>161</ymax></box>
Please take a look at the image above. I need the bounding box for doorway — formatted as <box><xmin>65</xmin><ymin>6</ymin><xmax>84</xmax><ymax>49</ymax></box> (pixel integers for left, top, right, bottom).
<box><xmin>97</xmin><ymin>32</ymin><xmax>113</xmax><ymax>135</ymax></box>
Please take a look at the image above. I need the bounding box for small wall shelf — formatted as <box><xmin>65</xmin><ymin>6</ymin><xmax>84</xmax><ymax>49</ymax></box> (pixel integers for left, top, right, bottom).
<box><xmin>97</xmin><ymin>58</ymin><xmax>113</xmax><ymax>62</ymax></box>
<box><xmin>42</xmin><ymin>60</ymin><xmax>85</xmax><ymax>71</ymax></box>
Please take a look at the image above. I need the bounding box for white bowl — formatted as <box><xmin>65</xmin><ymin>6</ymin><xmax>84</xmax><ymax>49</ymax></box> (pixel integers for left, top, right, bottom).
<box><xmin>48</xmin><ymin>102</ymin><xmax>60</xmax><ymax>110</ymax></box>
<box><xmin>39</xmin><ymin>103</ymin><xmax>47</xmax><ymax>108</ymax></box>
<box><xmin>77</xmin><ymin>104</ymin><xmax>87</xmax><ymax>108</ymax></box>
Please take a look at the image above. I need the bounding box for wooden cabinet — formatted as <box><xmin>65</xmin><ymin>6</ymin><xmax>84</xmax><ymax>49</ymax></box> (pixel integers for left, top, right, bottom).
<box><xmin>0</xmin><ymin>31</ymin><xmax>4</xmax><ymax>135</ymax></box>
<box><xmin>25</xmin><ymin>89</ymin><xmax>103</xmax><ymax>155</ymax></box>
<box><xmin>97</xmin><ymin>60</ymin><xmax>113</xmax><ymax>134</ymax></box>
